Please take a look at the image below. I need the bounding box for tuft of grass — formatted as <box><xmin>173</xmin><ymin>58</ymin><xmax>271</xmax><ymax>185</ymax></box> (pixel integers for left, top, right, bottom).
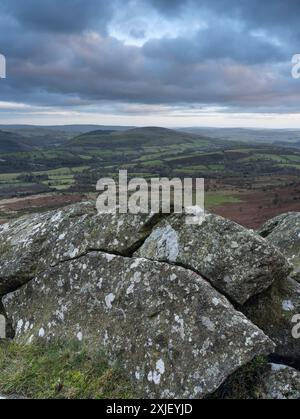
<box><xmin>0</xmin><ymin>341</ymin><xmax>136</xmax><ymax>399</ymax></box>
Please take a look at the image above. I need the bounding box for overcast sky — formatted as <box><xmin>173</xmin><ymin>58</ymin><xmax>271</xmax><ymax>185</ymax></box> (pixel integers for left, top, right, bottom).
<box><xmin>0</xmin><ymin>0</ymin><xmax>300</xmax><ymax>127</ymax></box>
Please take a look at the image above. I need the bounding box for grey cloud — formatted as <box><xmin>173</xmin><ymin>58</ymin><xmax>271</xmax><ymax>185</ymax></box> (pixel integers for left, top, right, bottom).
<box><xmin>148</xmin><ymin>0</ymin><xmax>187</xmax><ymax>15</ymax></box>
<box><xmin>0</xmin><ymin>0</ymin><xmax>114</xmax><ymax>33</ymax></box>
<box><xmin>143</xmin><ymin>27</ymin><xmax>287</xmax><ymax>65</ymax></box>
<box><xmin>2</xmin><ymin>32</ymin><xmax>295</xmax><ymax>112</ymax></box>
<box><xmin>148</xmin><ymin>0</ymin><xmax>300</xmax><ymax>30</ymax></box>
<box><xmin>0</xmin><ymin>0</ymin><xmax>299</xmax><ymax>115</ymax></box>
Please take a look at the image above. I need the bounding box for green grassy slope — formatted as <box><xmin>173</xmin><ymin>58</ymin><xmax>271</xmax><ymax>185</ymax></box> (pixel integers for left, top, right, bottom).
<box><xmin>0</xmin><ymin>130</ymin><xmax>34</xmax><ymax>153</ymax></box>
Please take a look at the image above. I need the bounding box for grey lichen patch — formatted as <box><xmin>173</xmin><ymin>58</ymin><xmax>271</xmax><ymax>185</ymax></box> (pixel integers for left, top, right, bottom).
<box><xmin>141</xmin><ymin>225</ymin><xmax>179</xmax><ymax>263</ymax></box>
<box><xmin>3</xmin><ymin>252</ymin><xmax>274</xmax><ymax>399</ymax></box>
<box><xmin>136</xmin><ymin>213</ymin><xmax>290</xmax><ymax>305</ymax></box>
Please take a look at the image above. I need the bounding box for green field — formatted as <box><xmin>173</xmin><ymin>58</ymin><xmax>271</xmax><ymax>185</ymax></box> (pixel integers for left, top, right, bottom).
<box><xmin>2</xmin><ymin>127</ymin><xmax>300</xmax><ymax>198</ymax></box>
<box><xmin>206</xmin><ymin>191</ymin><xmax>243</xmax><ymax>208</ymax></box>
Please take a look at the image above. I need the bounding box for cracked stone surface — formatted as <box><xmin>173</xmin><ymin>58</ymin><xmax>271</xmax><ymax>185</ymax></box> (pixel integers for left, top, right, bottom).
<box><xmin>0</xmin><ymin>201</ymin><xmax>161</xmax><ymax>295</ymax></box>
<box><xmin>135</xmin><ymin>213</ymin><xmax>290</xmax><ymax>305</ymax></box>
<box><xmin>2</xmin><ymin>203</ymin><xmax>298</xmax><ymax>399</ymax></box>
<box><xmin>3</xmin><ymin>252</ymin><xmax>274</xmax><ymax>399</ymax></box>
<box><xmin>259</xmin><ymin>212</ymin><xmax>300</xmax><ymax>283</ymax></box>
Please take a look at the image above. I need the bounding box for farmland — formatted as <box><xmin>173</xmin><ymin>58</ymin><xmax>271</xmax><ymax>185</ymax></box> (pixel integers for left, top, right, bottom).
<box><xmin>1</xmin><ymin>125</ymin><xmax>300</xmax><ymax>227</ymax></box>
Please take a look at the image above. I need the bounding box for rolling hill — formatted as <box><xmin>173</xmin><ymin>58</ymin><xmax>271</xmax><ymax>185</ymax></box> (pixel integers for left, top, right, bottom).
<box><xmin>0</xmin><ymin>125</ymin><xmax>134</xmax><ymax>149</ymax></box>
<box><xmin>180</xmin><ymin>127</ymin><xmax>300</xmax><ymax>147</ymax></box>
<box><xmin>67</xmin><ymin>126</ymin><xmax>200</xmax><ymax>149</ymax></box>
<box><xmin>0</xmin><ymin>130</ymin><xmax>34</xmax><ymax>153</ymax></box>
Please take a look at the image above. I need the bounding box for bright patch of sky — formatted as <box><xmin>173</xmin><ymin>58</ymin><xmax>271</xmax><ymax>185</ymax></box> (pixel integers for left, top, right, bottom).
<box><xmin>108</xmin><ymin>3</ymin><xmax>208</xmax><ymax>46</ymax></box>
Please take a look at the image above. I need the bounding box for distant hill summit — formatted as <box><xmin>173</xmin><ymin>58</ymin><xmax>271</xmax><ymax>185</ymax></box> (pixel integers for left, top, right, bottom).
<box><xmin>128</xmin><ymin>126</ymin><xmax>182</xmax><ymax>135</ymax></box>
<box><xmin>83</xmin><ymin>129</ymin><xmax>117</xmax><ymax>136</ymax></box>
<box><xmin>0</xmin><ymin>130</ymin><xmax>33</xmax><ymax>153</ymax></box>
<box><xmin>67</xmin><ymin>126</ymin><xmax>198</xmax><ymax>149</ymax></box>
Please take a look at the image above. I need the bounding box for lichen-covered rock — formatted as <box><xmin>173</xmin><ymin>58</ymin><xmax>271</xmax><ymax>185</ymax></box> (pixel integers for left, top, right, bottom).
<box><xmin>259</xmin><ymin>212</ymin><xmax>300</xmax><ymax>282</ymax></box>
<box><xmin>0</xmin><ymin>201</ymin><xmax>161</xmax><ymax>295</ymax></box>
<box><xmin>135</xmin><ymin>213</ymin><xmax>290</xmax><ymax>305</ymax></box>
<box><xmin>243</xmin><ymin>277</ymin><xmax>300</xmax><ymax>365</ymax></box>
<box><xmin>3</xmin><ymin>253</ymin><xmax>274</xmax><ymax>399</ymax></box>
<box><xmin>261</xmin><ymin>364</ymin><xmax>300</xmax><ymax>399</ymax></box>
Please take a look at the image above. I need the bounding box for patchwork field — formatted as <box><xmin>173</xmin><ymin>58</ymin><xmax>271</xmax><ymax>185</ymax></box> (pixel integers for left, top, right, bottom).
<box><xmin>1</xmin><ymin>125</ymin><xmax>300</xmax><ymax>228</ymax></box>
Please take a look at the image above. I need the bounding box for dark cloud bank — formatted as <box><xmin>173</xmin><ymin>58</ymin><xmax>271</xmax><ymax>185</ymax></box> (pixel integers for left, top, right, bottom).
<box><xmin>0</xmin><ymin>0</ymin><xmax>299</xmax><ymax>115</ymax></box>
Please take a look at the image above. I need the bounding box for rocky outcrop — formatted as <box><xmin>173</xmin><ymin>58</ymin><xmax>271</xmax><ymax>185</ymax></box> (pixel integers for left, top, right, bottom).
<box><xmin>0</xmin><ymin>202</ymin><xmax>299</xmax><ymax>399</ymax></box>
<box><xmin>135</xmin><ymin>213</ymin><xmax>290</xmax><ymax>305</ymax></box>
<box><xmin>2</xmin><ymin>252</ymin><xmax>274</xmax><ymax>399</ymax></box>
<box><xmin>0</xmin><ymin>202</ymin><xmax>160</xmax><ymax>295</ymax></box>
<box><xmin>259</xmin><ymin>212</ymin><xmax>300</xmax><ymax>282</ymax></box>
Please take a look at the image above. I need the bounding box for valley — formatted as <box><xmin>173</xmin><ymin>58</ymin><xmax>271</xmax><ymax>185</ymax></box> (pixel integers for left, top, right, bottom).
<box><xmin>1</xmin><ymin>125</ymin><xmax>300</xmax><ymax>228</ymax></box>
